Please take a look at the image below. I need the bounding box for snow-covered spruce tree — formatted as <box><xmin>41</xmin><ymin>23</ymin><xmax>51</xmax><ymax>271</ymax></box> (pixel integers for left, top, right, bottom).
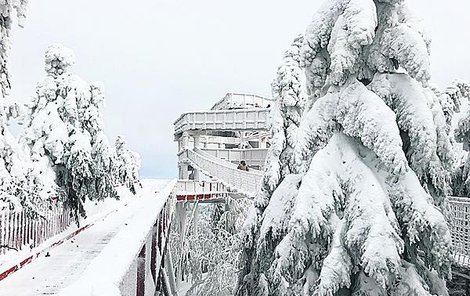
<box><xmin>80</xmin><ymin>82</ymin><xmax>118</xmax><ymax>200</ymax></box>
<box><xmin>268</xmin><ymin>34</ymin><xmax>309</xmax><ymax>183</ymax></box>
<box><xmin>238</xmin><ymin>34</ymin><xmax>309</xmax><ymax>291</ymax></box>
<box><xmin>237</xmin><ymin>1</ymin><xmax>453</xmax><ymax>295</ymax></box>
<box><xmin>114</xmin><ymin>135</ymin><xmax>141</xmax><ymax>194</ymax></box>
<box><xmin>22</xmin><ymin>44</ymin><xmax>117</xmax><ymax>220</ymax></box>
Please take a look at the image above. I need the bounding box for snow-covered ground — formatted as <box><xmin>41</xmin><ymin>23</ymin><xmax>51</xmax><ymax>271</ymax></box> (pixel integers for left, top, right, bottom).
<box><xmin>0</xmin><ymin>179</ymin><xmax>171</xmax><ymax>296</ymax></box>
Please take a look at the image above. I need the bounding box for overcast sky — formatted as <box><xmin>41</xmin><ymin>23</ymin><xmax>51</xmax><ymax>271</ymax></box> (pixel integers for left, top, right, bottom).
<box><xmin>8</xmin><ymin>0</ymin><xmax>470</xmax><ymax>178</ymax></box>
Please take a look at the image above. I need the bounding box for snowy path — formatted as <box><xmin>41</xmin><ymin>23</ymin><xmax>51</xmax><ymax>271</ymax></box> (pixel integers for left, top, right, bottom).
<box><xmin>0</xmin><ymin>179</ymin><xmax>171</xmax><ymax>296</ymax></box>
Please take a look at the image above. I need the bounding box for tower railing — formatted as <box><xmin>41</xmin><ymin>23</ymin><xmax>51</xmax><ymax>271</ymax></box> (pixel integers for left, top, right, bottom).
<box><xmin>174</xmin><ymin>108</ymin><xmax>270</xmax><ymax>136</ymax></box>
<box><xmin>210</xmin><ymin>93</ymin><xmax>274</xmax><ymax>110</ymax></box>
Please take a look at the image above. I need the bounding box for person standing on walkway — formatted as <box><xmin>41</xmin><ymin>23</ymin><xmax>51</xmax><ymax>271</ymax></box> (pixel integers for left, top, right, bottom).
<box><xmin>237</xmin><ymin>160</ymin><xmax>249</xmax><ymax>171</ymax></box>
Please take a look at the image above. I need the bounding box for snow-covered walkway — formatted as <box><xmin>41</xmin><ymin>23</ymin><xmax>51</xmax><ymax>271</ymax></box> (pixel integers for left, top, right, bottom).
<box><xmin>0</xmin><ymin>179</ymin><xmax>171</xmax><ymax>296</ymax></box>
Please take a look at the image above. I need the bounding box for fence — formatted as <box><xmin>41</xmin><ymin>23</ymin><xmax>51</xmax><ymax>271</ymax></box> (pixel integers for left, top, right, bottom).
<box><xmin>0</xmin><ymin>205</ymin><xmax>72</xmax><ymax>256</ymax></box>
<box><xmin>447</xmin><ymin>196</ymin><xmax>470</xmax><ymax>268</ymax></box>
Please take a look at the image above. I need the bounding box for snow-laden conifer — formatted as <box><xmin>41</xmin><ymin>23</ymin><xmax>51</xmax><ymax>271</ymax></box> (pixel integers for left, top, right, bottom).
<box><xmin>238</xmin><ymin>36</ymin><xmax>308</xmax><ymax>287</ymax></box>
<box><xmin>22</xmin><ymin>44</ymin><xmax>118</xmax><ymax>220</ymax></box>
<box><xmin>114</xmin><ymin>135</ymin><xmax>141</xmax><ymax>194</ymax></box>
<box><xmin>255</xmin><ymin>35</ymin><xmax>308</xmax><ymax>209</ymax></box>
<box><xmin>81</xmin><ymin>82</ymin><xmax>118</xmax><ymax>200</ymax></box>
<box><xmin>238</xmin><ymin>1</ymin><xmax>453</xmax><ymax>295</ymax></box>
<box><xmin>0</xmin><ymin>0</ymin><xmax>43</xmax><ymax>212</ymax></box>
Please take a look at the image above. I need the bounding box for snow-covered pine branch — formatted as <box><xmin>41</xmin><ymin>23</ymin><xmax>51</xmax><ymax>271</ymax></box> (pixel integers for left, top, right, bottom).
<box><xmin>237</xmin><ymin>0</ymin><xmax>454</xmax><ymax>295</ymax></box>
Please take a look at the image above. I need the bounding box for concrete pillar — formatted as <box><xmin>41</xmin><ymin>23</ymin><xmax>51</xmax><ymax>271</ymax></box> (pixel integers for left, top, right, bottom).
<box><xmin>179</xmin><ymin>164</ymin><xmax>189</xmax><ymax>179</ymax></box>
<box><xmin>193</xmin><ymin>133</ymin><xmax>201</xmax><ymax>149</ymax></box>
<box><xmin>177</xmin><ymin>138</ymin><xmax>182</xmax><ymax>152</ymax></box>
<box><xmin>181</xmin><ymin>131</ymin><xmax>190</xmax><ymax>150</ymax></box>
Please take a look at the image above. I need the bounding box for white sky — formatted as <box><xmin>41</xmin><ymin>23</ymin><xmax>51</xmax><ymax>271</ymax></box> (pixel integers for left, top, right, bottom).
<box><xmin>8</xmin><ymin>0</ymin><xmax>470</xmax><ymax>178</ymax></box>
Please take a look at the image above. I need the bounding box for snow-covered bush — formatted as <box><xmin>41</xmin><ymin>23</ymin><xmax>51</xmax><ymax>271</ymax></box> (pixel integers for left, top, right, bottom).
<box><xmin>237</xmin><ymin>1</ymin><xmax>453</xmax><ymax>295</ymax></box>
<box><xmin>114</xmin><ymin>135</ymin><xmax>141</xmax><ymax>194</ymax></box>
<box><xmin>21</xmin><ymin>44</ymin><xmax>119</xmax><ymax>220</ymax></box>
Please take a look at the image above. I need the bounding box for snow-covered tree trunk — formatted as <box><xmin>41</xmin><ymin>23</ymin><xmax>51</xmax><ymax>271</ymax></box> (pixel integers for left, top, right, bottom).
<box><xmin>237</xmin><ymin>1</ymin><xmax>454</xmax><ymax>295</ymax></box>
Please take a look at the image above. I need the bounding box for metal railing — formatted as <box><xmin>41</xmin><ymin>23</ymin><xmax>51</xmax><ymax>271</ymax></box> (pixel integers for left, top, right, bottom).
<box><xmin>179</xmin><ymin>148</ymin><xmax>263</xmax><ymax>197</ymax></box>
<box><xmin>174</xmin><ymin>108</ymin><xmax>270</xmax><ymax>136</ymax></box>
<box><xmin>174</xmin><ymin>180</ymin><xmax>230</xmax><ymax>203</ymax></box>
<box><xmin>59</xmin><ymin>180</ymin><xmax>179</xmax><ymax>296</ymax></box>
<box><xmin>447</xmin><ymin>196</ymin><xmax>470</xmax><ymax>268</ymax></box>
<box><xmin>174</xmin><ymin>180</ymin><xmax>228</xmax><ymax>195</ymax></box>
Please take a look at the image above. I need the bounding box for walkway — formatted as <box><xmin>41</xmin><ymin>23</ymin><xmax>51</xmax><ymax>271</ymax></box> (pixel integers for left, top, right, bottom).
<box><xmin>0</xmin><ymin>180</ymin><xmax>170</xmax><ymax>296</ymax></box>
<box><xmin>179</xmin><ymin>148</ymin><xmax>263</xmax><ymax>197</ymax></box>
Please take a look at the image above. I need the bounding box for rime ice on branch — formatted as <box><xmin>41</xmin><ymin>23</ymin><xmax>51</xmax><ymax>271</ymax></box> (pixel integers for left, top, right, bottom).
<box><xmin>238</xmin><ymin>0</ymin><xmax>454</xmax><ymax>295</ymax></box>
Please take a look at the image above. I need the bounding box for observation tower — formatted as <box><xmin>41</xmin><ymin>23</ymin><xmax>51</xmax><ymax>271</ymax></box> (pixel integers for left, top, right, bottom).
<box><xmin>173</xmin><ymin>93</ymin><xmax>273</xmax><ymax>200</ymax></box>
